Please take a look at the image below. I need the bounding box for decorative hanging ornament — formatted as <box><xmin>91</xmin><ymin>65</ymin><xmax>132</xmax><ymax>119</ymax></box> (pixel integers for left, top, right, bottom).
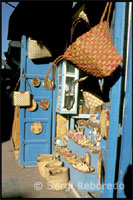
<box><xmin>40</xmin><ymin>100</ymin><xmax>50</xmax><ymax>110</ymax></box>
<box><xmin>31</xmin><ymin>77</ymin><xmax>41</xmax><ymax>87</ymax></box>
<box><xmin>43</xmin><ymin>78</ymin><xmax>54</xmax><ymax>89</ymax></box>
<box><xmin>26</xmin><ymin>99</ymin><xmax>37</xmax><ymax>112</ymax></box>
<box><xmin>30</xmin><ymin>121</ymin><xmax>43</xmax><ymax>134</ymax></box>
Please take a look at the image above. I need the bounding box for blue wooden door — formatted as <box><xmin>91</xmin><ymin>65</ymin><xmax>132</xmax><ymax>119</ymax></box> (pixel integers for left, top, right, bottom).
<box><xmin>100</xmin><ymin>2</ymin><xmax>127</xmax><ymax>198</ymax></box>
<box><xmin>18</xmin><ymin>36</ymin><xmax>54</xmax><ymax>167</ymax></box>
<box><xmin>117</xmin><ymin>6</ymin><xmax>132</xmax><ymax>198</ymax></box>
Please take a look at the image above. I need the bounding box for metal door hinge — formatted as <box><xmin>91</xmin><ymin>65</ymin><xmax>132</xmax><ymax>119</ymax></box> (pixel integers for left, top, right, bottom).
<box><xmin>118</xmin><ymin>125</ymin><xmax>122</xmax><ymax>137</ymax></box>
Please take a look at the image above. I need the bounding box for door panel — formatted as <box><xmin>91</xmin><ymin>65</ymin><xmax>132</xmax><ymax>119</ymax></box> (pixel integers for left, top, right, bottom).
<box><xmin>19</xmin><ymin>36</ymin><xmax>53</xmax><ymax>166</ymax></box>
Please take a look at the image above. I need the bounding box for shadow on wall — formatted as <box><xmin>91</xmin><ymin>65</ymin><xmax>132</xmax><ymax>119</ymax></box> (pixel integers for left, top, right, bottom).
<box><xmin>124</xmin><ymin>165</ymin><xmax>133</xmax><ymax>199</ymax></box>
<box><xmin>1</xmin><ymin>92</ymin><xmax>14</xmax><ymax>143</ymax></box>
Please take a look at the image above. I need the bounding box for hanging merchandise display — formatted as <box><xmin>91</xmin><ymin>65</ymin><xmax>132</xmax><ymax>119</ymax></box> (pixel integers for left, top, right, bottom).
<box><xmin>40</xmin><ymin>100</ymin><xmax>50</xmax><ymax>110</ymax></box>
<box><xmin>26</xmin><ymin>99</ymin><xmax>38</xmax><ymax>112</ymax></box>
<box><xmin>13</xmin><ymin>69</ymin><xmax>32</xmax><ymax>107</ymax></box>
<box><xmin>99</xmin><ymin>109</ymin><xmax>110</xmax><ymax>139</ymax></box>
<box><xmin>44</xmin><ymin>2</ymin><xmax>123</xmax><ymax>91</ymax></box>
<box><xmin>31</xmin><ymin>77</ymin><xmax>41</xmax><ymax>87</ymax></box>
<box><xmin>30</xmin><ymin>121</ymin><xmax>43</xmax><ymax>134</ymax></box>
<box><xmin>28</xmin><ymin>37</ymin><xmax>52</xmax><ymax>59</ymax></box>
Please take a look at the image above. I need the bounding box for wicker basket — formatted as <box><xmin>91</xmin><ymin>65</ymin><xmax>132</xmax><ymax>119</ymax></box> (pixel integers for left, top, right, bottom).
<box><xmin>28</xmin><ymin>38</ymin><xmax>52</xmax><ymax>59</ymax></box>
<box><xmin>37</xmin><ymin>154</ymin><xmax>59</xmax><ymax>160</ymax></box>
<box><xmin>46</xmin><ymin>167</ymin><xmax>69</xmax><ymax>191</ymax></box>
<box><xmin>54</xmin><ymin>136</ymin><xmax>67</xmax><ymax>147</ymax></box>
<box><xmin>83</xmin><ymin>91</ymin><xmax>104</xmax><ymax>109</ymax></box>
<box><xmin>45</xmin><ymin>161</ymin><xmax>63</xmax><ymax>178</ymax></box>
<box><xmin>37</xmin><ymin>154</ymin><xmax>60</xmax><ymax>177</ymax></box>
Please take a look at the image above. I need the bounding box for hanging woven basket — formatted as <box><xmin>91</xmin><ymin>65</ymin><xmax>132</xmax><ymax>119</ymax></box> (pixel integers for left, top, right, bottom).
<box><xmin>43</xmin><ymin>2</ymin><xmax>123</xmax><ymax>91</ymax></box>
<box><xmin>28</xmin><ymin>38</ymin><xmax>52</xmax><ymax>59</ymax></box>
<box><xmin>83</xmin><ymin>91</ymin><xmax>104</xmax><ymax>109</ymax></box>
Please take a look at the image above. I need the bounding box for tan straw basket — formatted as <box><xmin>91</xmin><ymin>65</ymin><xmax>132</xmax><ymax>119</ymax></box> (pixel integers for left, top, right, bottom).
<box><xmin>45</xmin><ymin>161</ymin><xmax>63</xmax><ymax>179</ymax></box>
<box><xmin>83</xmin><ymin>91</ymin><xmax>104</xmax><ymax>109</ymax></box>
<box><xmin>37</xmin><ymin>154</ymin><xmax>60</xmax><ymax>178</ymax></box>
<box><xmin>37</xmin><ymin>153</ymin><xmax>59</xmax><ymax>160</ymax></box>
<box><xmin>28</xmin><ymin>37</ymin><xmax>52</xmax><ymax>59</ymax></box>
<box><xmin>46</xmin><ymin>167</ymin><xmax>69</xmax><ymax>191</ymax></box>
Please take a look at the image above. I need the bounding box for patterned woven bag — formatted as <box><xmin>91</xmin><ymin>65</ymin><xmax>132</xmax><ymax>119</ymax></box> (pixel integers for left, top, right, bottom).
<box><xmin>12</xmin><ymin>69</ymin><xmax>32</xmax><ymax>107</ymax></box>
<box><xmin>44</xmin><ymin>2</ymin><xmax>123</xmax><ymax>90</ymax></box>
<box><xmin>13</xmin><ymin>91</ymin><xmax>31</xmax><ymax>106</ymax></box>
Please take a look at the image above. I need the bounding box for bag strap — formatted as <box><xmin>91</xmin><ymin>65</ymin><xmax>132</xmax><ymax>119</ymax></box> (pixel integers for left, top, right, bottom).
<box><xmin>43</xmin><ymin>55</ymin><xmax>64</xmax><ymax>90</ymax></box>
<box><xmin>100</xmin><ymin>2</ymin><xmax>112</xmax><ymax>23</ymax></box>
<box><xmin>70</xmin><ymin>18</ymin><xmax>81</xmax><ymax>44</ymax></box>
<box><xmin>65</xmin><ymin>76</ymin><xmax>88</xmax><ymax>110</ymax></box>
<box><xmin>14</xmin><ymin>69</ymin><xmax>32</xmax><ymax>93</ymax></box>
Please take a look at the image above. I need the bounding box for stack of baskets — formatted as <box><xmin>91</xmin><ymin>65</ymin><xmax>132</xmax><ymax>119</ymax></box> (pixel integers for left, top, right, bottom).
<box><xmin>37</xmin><ymin>154</ymin><xmax>69</xmax><ymax>191</ymax></box>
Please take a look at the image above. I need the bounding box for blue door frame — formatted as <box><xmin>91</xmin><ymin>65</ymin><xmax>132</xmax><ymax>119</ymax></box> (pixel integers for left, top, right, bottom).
<box><xmin>100</xmin><ymin>2</ymin><xmax>129</xmax><ymax>198</ymax></box>
<box><xmin>117</xmin><ymin>6</ymin><xmax>132</xmax><ymax>198</ymax></box>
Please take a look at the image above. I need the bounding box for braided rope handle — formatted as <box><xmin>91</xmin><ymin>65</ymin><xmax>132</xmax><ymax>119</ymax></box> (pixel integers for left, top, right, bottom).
<box><xmin>43</xmin><ymin>55</ymin><xmax>64</xmax><ymax>90</ymax></box>
<box><xmin>100</xmin><ymin>2</ymin><xmax>112</xmax><ymax>23</ymax></box>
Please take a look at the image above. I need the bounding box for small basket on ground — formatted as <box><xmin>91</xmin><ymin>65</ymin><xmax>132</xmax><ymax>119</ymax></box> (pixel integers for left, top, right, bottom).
<box><xmin>46</xmin><ymin>167</ymin><xmax>69</xmax><ymax>191</ymax></box>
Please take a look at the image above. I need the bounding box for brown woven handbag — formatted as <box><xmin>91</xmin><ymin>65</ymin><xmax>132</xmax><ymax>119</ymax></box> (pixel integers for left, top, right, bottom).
<box><xmin>44</xmin><ymin>2</ymin><xmax>123</xmax><ymax>90</ymax></box>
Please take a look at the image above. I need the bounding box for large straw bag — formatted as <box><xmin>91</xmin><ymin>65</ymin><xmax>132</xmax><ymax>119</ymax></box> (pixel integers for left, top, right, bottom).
<box><xmin>46</xmin><ymin>167</ymin><xmax>69</xmax><ymax>191</ymax></box>
<box><xmin>28</xmin><ymin>38</ymin><xmax>52</xmax><ymax>59</ymax></box>
<box><xmin>44</xmin><ymin>2</ymin><xmax>123</xmax><ymax>90</ymax></box>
